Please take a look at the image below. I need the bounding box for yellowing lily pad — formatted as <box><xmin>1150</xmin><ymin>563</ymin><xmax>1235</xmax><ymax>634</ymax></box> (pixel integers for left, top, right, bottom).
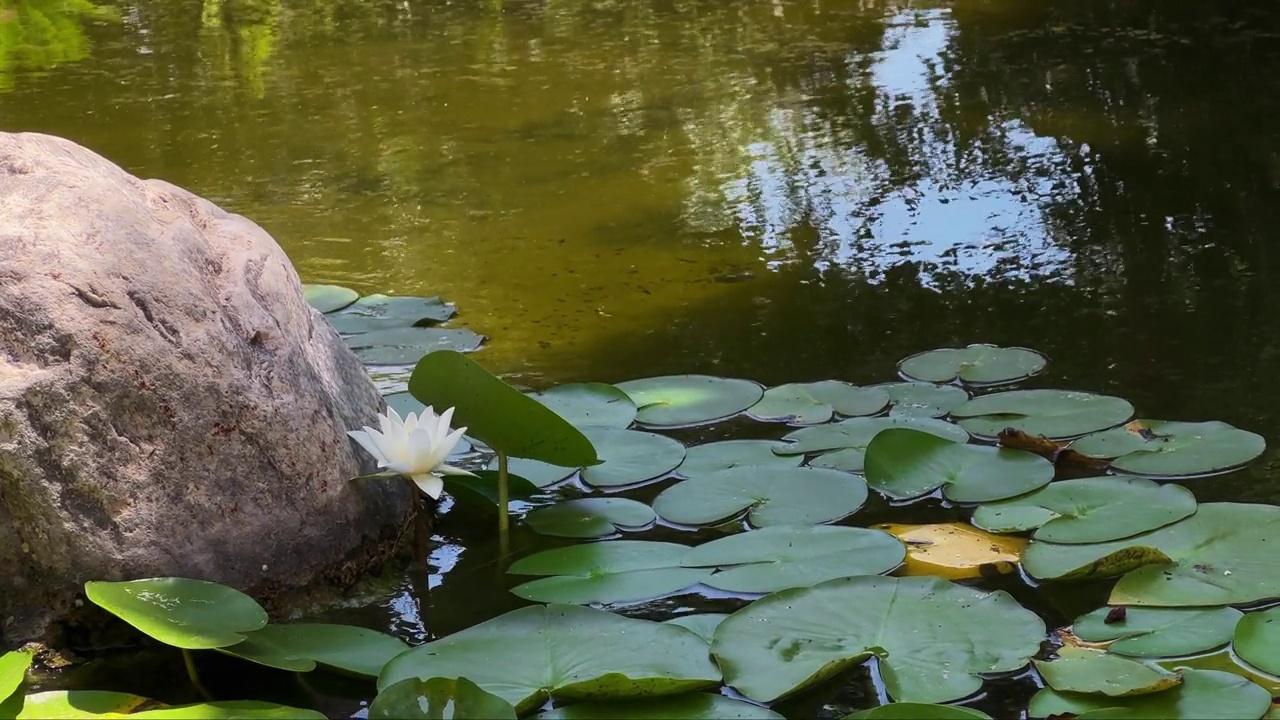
<box><xmin>871</xmin><ymin>522</ymin><xmax>1026</xmax><ymax>580</ymax></box>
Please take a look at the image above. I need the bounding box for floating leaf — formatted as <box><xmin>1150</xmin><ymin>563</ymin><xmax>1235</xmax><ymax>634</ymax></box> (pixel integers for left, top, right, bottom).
<box><xmin>681</xmin><ymin>525</ymin><xmax>904</xmax><ymax>593</ymax></box>
<box><xmin>526</xmin><ymin>498</ymin><xmax>656</xmax><ymax>539</ymax></box>
<box><xmin>1234</xmin><ymin>607</ymin><xmax>1280</xmax><ymax>675</ymax></box>
<box><xmin>712</xmin><ymin>575</ymin><xmax>1045</xmax><ymax>704</ymax></box>
<box><xmin>349</xmin><ymin>327</ymin><xmax>486</xmax><ymax>364</ymax></box>
<box><xmin>370</xmin><ymin>677</ymin><xmax>517</xmax><ymax>720</ymax></box>
<box><xmin>1022</xmin><ymin>503</ymin><xmax>1280</xmax><ymax>606</ymax></box>
<box><xmin>10</xmin><ymin>690</ymin><xmax>153</xmax><ymax>719</ymax></box>
<box><xmin>579</xmin><ymin>428</ymin><xmax>685</xmax><ymax>488</ymax></box>
<box><xmin>532</xmin><ymin>693</ymin><xmax>783</xmax><ymax>720</ymax></box>
<box><xmin>898</xmin><ymin>344</ymin><xmax>1046</xmax><ymax>386</ymax></box>
<box><xmin>0</xmin><ymin>651</ymin><xmax>30</xmax><ymax>705</ymax></box>
<box><xmin>1028</xmin><ymin>669</ymin><xmax>1270</xmax><ymax>720</ymax></box>
<box><xmin>508</xmin><ymin>541</ymin><xmax>708</xmax><ymax>605</ymax></box>
<box><xmin>303</xmin><ymin>284</ymin><xmax>359</xmax><ymax>313</ymax></box>
<box><xmin>777</xmin><ymin>417</ymin><xmax>969</xmax><ymax>474</ymax></box>
<box><xmin>334</xmin><ymin>293</ymin><xmax>456</xmax><ymax>326</ymax></box>
<box><xmin>85</xmin><ymin>578</ymin><xmax>267</xmax><ymax>649</ymax></box>
<box><xmin>1072</xmin><ymin>606</ymin><xmax>1242</xmax><ymax>658</ymax></box>
<box><xmin>446</xmin><ymin>471</ymin><xmax>541</xmax><ymax>506</ymax></box>
<box><xmin>871</xmin><ymin>522</ymin><xmax>1025</xmax><ymax>580</ymax></box>
<box><xmin>530</xmin><ymin>383</ymin><xmax>637</xmax><ymax>429</ymax></box>
<box><xmin>616</xmin><ymin>375</ymin><xmax>764</xmax><ymax>428</ymax></box>
<box><xmin>127</xmin><ymin>701</ymin><xmax>328</xmax><ymax>719</ymax></box>
<box><xmin>1070</xmin><ymin>420</ymin><xmax>1266</xmax><ymax>478</ymax></box>
<box><xmin>746</xmin><ymin>381</ymin><xmax>888</xmax><ymax>425</ymax></box>
<box><xmin>409</xmin><ymin>351</ymin><xmax>598</xmax><ymax>467</ymax></box>
<box><xmin>843</xmin><ymin>704</ymin><xmax>993</xmax><ymax>719</ymax></box>
<box><xmin>663</xmin><ymin>615</ymin><xmax>729</xmax><ymax>644</ymax></box>
<box><xmin>485</xmin><ymin>457</ymin><xmax>578</xmax><ymax>488</ymax></box>
<box><xmin>972</xmin><ymin>477</ymin><xmax>1197</xmax><ymax>544</ymax></box>
<box><xmin>378</xmin><ymin>604</ymin><xmax>721</xmax><ymax>714</ymax></box>
<box><xmin>1034</xmin><ymin>646</ymin><xmax>1182</xmax><ymax>696</ymax></box>
<box><xmin>875</xmin><ymin>382</ymin><xmax>970</xmax><ymax>419</ymax></box>
<box><xmin>679</xmin><ymin>440</ymin><xmax>803</xmax><ymax>478</ymax></box>
<box><xmin>653</xmin><ymin>466</ymin><xmax>868</xmax><ymax>527</ymax></box>
<box><xmin>1155</xmin><ymin>649</ymin><xmax>1280</xmax><ymax>695</ymax></box>
<box><xmin>864</xmin><ymin>429</ymin><xmax>1054</xmax><ymax>502</ymax></box>
<box><xmin>952</xmin><ymin>389</ymin><xmax>1134</xmax><ymax>440</ymax></box>
<box><xmin>222</xmin><ymin>623</ymin><xmax>409</xmax><ymax>677</ymax></box>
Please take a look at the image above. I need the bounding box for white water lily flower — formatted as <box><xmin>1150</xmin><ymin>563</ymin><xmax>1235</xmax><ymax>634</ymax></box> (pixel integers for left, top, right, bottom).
<box><xmin>347</xmin><ymin>406</ymin><xmax>475</xmax><ymax>499</ymax></box>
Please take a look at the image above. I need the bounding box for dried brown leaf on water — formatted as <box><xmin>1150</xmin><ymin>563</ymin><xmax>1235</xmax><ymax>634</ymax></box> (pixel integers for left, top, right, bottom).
<box><xmin>997</xmin><ymin>427</ymin><xmax>1111</xmax><ymax>476</ymax></box>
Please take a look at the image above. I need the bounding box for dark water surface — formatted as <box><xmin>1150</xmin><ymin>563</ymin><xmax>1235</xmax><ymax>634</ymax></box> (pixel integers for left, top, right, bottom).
<box><xmin>5</xmin><ymin>0</ymin><xmax>1280</xmax><ymax>717</ymax></box>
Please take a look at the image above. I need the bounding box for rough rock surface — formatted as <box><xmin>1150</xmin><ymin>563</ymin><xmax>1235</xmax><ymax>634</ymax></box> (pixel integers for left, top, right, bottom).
<box><xmin>0</xmin><ymin>132</ymin><xmax>411</xmax><ymax>643</ymax></box>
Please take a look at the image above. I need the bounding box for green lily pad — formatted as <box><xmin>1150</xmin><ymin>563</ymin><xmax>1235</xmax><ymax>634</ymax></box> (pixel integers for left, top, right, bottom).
<box><xmin>775</xmin><ymin>416</ymin><xmax>970</xmax><ymax>474</ymax></box>
<box><xmin>486</xmin><ymin>457</ymin><xmax>578</xmax><ymax>488</ymax></box>
<box><xmin>1028</xmin><ymin>669</ymin><xmax>1271</xmax><ymax>720</ymax></box>
<box><xmin>898</xmin><ymin>344</ymin><xmax>1046</xmax><ymax>386</ymax></box>
<box><xmin>662</xmin><ymin>614</ymin><xmax>729</xmax><ymax>644</ymax></box>
<box><xmin>508</xmin><ymin>541</ymin><xmax>709</xmax><ymax>605</ymax></box>
<box><xmin>681</xmin><ymin>525</ymin><xmax>905</xmax><ymax>593</ymax></box>
<box><xmin>1070</xmin><ymin>420</ymin><xmax>1266</xmax><ymax>478</ymax></box>
<box><xmin>378</xmin><ymin>604</ymin><xmax>722</xmax><ymax>714</ymax></box>
<box><xmin>653</xmin><ymin>466</ymin><xmax>868</xmax><ymax>527</ymax></box>
<box><xmin>1073</xmin><ymin>606</ymin><xmax>1243</xmax><ymax>658</ymax></box>
<box><xmin>843</xmin><ymin>704</ymin><xmax>993</xmax><ymax>719</ymax></box>
<box><xmin>746</xmin><ymin>381</ymin><xmax>889</xmax><ymax>425</ymax></box>
<box><xmin>303</xmin><ymin>284</ymin><xmax>359</xmax><ymax>313</ymax></box>
<box><xmin>446</xmin><ymin>471</ymin><xmax>541</xmax><ymax>506</ymax></box>
<box><xmin>971</xmin><ymin>477</ymin><xmax>1197</xmax><ymax>544</ymax></box>
<box><xmin>875</xmin><ymin>382</ymin><xmax>970</xmax><ymax>419</ymax></box>
<box><xmin>616</xmin><ymin>375</ymin><xmax>764</xmax><ymax>428</ymax></box>
<box><xmin>370</xmin><ymin>677</ymin><xmax>517</xmax><ymax>720</ymax></box>
<box><xmin>1022</xmin><ymin>503</ymin><xmax>1280</xmax><ymax>606</ymax></box>
<box><xmin>335</xmin><ymin>293</ymin><xmax>457</xmax><ymax>325</ymax></box>
<box><xmin>532</xmin><ymin>694</ymin><xmax>783</xmax><ymax>719</ymax></box>
<box><xmin>712</xmin><ymin>575</ymin><xmax>1045</xmax><ymax>704</ymax></box>
<box><xmin>1034</xmin><ymin>646</ymin><xmax>1182</xmax><ymax>696</ymax></box>
<box><xmin>526</xmin><ymin>498</ymin><xmax>656</xmax><ymax>539</ymax></box>
<box><xmin>1233</xmin><ymin>607</ymin><xmax>1280</xmax><ymax>675</ymax></box>
<box><xmin>222</xmin><ymin>623</ymin><xmax>409</xmax><ymax>677</ymax></box>
<box><xmin>84</xmin><ymin>577</ymin><xmax>268</xmax><ymax>649</ymax></box>
<box><xmin>0</xmin><ymin>651</ymin><xmax>30</xmax><ymax>705</ymax></box>
<box><xmin>530</xmin><ymin>383</ymin><xmax>637</xmax><ymax>429</ymax></box>
<box><xmin>348</xmin><ymin>327</ymin><xmax>486</xmax><ymax>364</ymax></box>
<box><xmin>679</xmin><ymin>440</ymin><xmax>804</xmax><ymax>478</ymax></box>
<box><xmin>864</xmin><ymin>428</ymin><xmax>1054</xmax><ymax>502</ymax></box>
<box><xmin>128</xmin><ymin>701</ymin><xmax>328</xmax><ymax>719</ymax></box>
<box><xmin>952</xmin><ymin>389</ymin><xmax>1134</xmax><ymax>440</ymax></box>
<box><xmin>9</xmin><ymin>690</ymin><xmax>154</xmax><ymax>719</ymax></box>
<box><xmin>580</xmin><ymin>427</ymin><xmax>686</xmax><ymax>488</ymax></box>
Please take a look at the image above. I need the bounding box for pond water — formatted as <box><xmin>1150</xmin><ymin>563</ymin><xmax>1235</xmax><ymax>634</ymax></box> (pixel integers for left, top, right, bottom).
<box><xmin>5</xmin><ymin>0</ymin><xmax>1280</xmax><ymax>717</ymax></box>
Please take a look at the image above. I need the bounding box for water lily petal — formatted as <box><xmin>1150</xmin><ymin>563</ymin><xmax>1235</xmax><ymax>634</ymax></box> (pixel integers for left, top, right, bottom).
<box><xmin>401</xmin><ymin>410</ymin><xmax>420</xmax><ymax>436</ymax></box>
<box><xmin>435</xmin><ymin>463</ymin><xmax>477</xmax><ymax>478</ymax></box>
<box><xmin>347</xmin><ymin>428</ymin><xmax>391</xmax><ymax>466</ymax></box>
<box><xmin>411</xmin><ymin>473</ymin><xmax>444</xmax><ymax>499</ymax></box>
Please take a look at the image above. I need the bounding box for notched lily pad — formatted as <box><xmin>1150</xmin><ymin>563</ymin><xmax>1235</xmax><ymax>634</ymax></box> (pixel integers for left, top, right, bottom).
<box><xmin>952</xmin><ymin>389</ymin><xmax>1134</xmax><ymax>441</ymax></box>
<box><xmin>1071</xmin><ymin>420</ymin><xmax>1266</xmax><ymax>478</ymax></box>
<box><xmin>84</xmin><ymin>577</ymin><xmax>268</xmax><ymax>649</ymax></box>
<box><xmin>653</xmin><ymin>466</ymin><xmax>869</xmax><ymax>528</ymax></box>
<box><xmin>875</xmin><ymin>382</ymin><xmax>970</xmax><ymax>419</ymax></box>
<box><xmin>1233</xmin><ymin>606</ymin><xmax>1280</xmax><ymax>676</ymax></box>
<box><xmin>508</xmin><ymin>541</ymin><xmax>708</xmax><ymax>605</ymax></box>
<box><xmin>1028</xmin><ymin>668</ymin><xmax>1271</xmax><ymax>720</ymax></box>
<box><xmin>532</xmin><ymin>693</ymin><xmax>783</xmax><ymax>719</ymax></box>
<box><xmin>1034</xmin><ymin>646</ymin><xmax>1183</xmax><ymax>697</ymax></box>
<box><xmin>530</xmin><ymin>383</ymin><xmax>638</xmax><ymax>429</ymax></box>
<box><xmin>872</xmin><ymin>522</ymin><xmax>1025</xmax><ymax>580</ymax></box>
<box><xmin>486</xmin><ymin>456</ymin><xmax>579</xmax><ymax>488</ymax></box>
<box><xmin>370</xmin><ymin>677</ymin><xmax>517</xmax><ymax>720</ymax></box>
<box><xmin>1072</xmin><ymin>606</ymin><xmax>1243</xmax><ymax>658</ymax></box>
<box><xmin>663</xmin><ymin>614</ymin><xmax>730</xmax><ymax>644</ymax></box>
<box><xmin>972</xmin><ymin>477</ymin><xmax>1197</xmax><ymax>544</ymax></box>
<box><xmin>525</xmin><ymin>498</ymin><xmax>657</xmax><ymax>538</ymax></box>
<box><xmin>347</xmin><ymin>327</ymin><xmax>486</xmax><ymax>364</ymax></box>
<box><xmin>335</xmin><ymin>293</ymin><xmax>457</xmax><ymax>325</ymax></box>
<box><xmin>679</xmin><ymin>440</ymin><xmax>803</xmax><ymax>478</ymax></box>
<box><xmin>580</xmin><ymin>427</ymin><xmax>686</xmax><ymax>488</ymax></box>
<box><xmin>864</xmin><ymin>428</ymin><xmax>1054</xmax><ymax>502</ymax></box>
<box><xmin>898</xmin><ymin>344</ymin><xmax>1046</xmax><ymax>386</ymax></box>
<box><xmin>303</xmin><ymin>284</ymin><xmax>359</xmax><ymax>313</ymax></box>
<box><xmin>616</xmin><ymin>375</ymin><xmax>764</xmax><ymax>428</ymax></box>
<box><xmin>747</xmin><ymin>381</ymin><xmax>889</xmax><ymax>425</ymax></box>
<box><xmin>843</xmin><ymin>704</ymin><xmax>992</xmax><ymax>719</ymax></box>
<box><xmin>774</xmin><ymin>416</ymin><xmax>969</xmax><ymax>474</ymax></box>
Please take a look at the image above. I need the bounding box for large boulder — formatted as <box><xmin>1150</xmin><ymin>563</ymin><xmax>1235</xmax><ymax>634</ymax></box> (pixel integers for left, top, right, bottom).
<box><xmin>0</xmin><ymin>132</ymin><xmax>412</xmax><ymax>644</ymax></box>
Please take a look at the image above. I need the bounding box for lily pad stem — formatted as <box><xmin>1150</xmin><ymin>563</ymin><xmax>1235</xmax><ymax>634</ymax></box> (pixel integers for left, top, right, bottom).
<box><xmin>497</xmin><ymin>451</ymin><xmax>510</xmax><ymax>533</ymax></box>
<box><xmin>182</xmin><ymin>649</ymin><xmax>212</xmax><ymax>700</ymax></box>
<box><xmin>409</xmin><ymin>479</ymin><xmax>430</xmax><ymax>568</ymax></box>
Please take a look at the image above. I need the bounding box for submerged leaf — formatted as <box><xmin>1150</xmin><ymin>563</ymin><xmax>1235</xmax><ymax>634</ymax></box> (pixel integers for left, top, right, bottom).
<box><xmin>653</xmin><ymin>466</ymin><xmax>868</xmax><ymax>527</ymax></box>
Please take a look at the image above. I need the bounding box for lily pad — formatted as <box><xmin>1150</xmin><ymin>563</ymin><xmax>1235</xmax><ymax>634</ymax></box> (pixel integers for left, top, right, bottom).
<box><xmin>446</xmin><ymin>471</ymin><xmax>541</xmax><ymax>506</ymax></box>
<box><xmin>486</xmin><ymin>457</ymin><xmax>578</xmax><ymax>488</ymax></box>
<box><xmin>1072</xmin><ymin>606</ymin><xmax>1243</xmax><ymax>658</ymax></box>
<box><xmin>222</xmin><ymin>623</ymin><xmax>409</xmax><ymax>677</ymax></box>
<box><xmin>898</xmin><ymin>344</ymin><xmax>1046</xmax><ymax>386</ymax></box>
<box><xmin>712</xmin><ymin>575</ymin><xmax>1045</xmax><ymax>704</ymax></box>
<box><xmin>9</xmin><ymin>690</ymin><xmax>153</xmax><ymax>719</ymax></box>
<box><xmin>0</xmin><ymin>651</ymin><xmax>30</xmax><ymax>705</ymax></box>
<box><xmin>616</xmin><ymin>375</ymin><xmax>764</xmax><ymax>428</ymax></box>
<box><xmin>84</xmin><ymin>577</ymin><xmax>268</xmax><ymax>649</ymax></box>
<box><xmin>746</xmin><ymin>381</ymin><xmax>889</xmax><ymax>425</ymax></box>
<box><xmin>951</xmin><ymin>389</ymin><xmax>1134</xmax><ymax>440</ymax></box>
<box><xmin>1021</xmin><ymin>503</ymin><xmax>1280</xmax><ymax>607</ymax></box>
<box><xmin>335</xmin><ymin>293</ymin><xmax>457</xmax><ymax>325</ymax></box>
<box><xmin>663</xmin><ymin>614</ymin><xmax>729</xmax><ymax>644</ymax></box>
<box><xmin>775</xmin><ymin>416</ymin><xmax>969</xmax><ymax>474</ymax></box>
<box><xmin>653</xmin><ymin>466</ymin><xmax>868</xmax><ymax>527</ymax></box>
<box><xmin>871</xmin><ymin>522</ymin><xmax>1026</xmax><ymax>580</ymax></box>
<box><xmin>971</xmin><ymin>477</ymin><xmax>1197</xmax><ymax>544</ymax></box>
<box><xmin>681</xmin><ymin>525</ymin><xmax>905</xmax><ymax>593</ymax></box>
<box><xmin>864</xmin><ymin>428</ymin><xmax>1054</xmax><ymax>502</ymax></box>
<box><xmin>844</xmin><ymin>704</ymin><xmax>992</xmax><ymax>719</ymax></box>
<box><xmin>1034</xmin><ymin>646</ymin><xmax>1182</xmax><ymax>696</ymax></box>
<box><xmin>530</xmin><ymin>383</ymin><xmax>637</xmax><ymax>429</ymax></box>
<box><xmin>1070</xmin><ymin>420</ymin><xmax>1266</xmax><ymax>478</ymax></box>
<box><xmin>1234</xmin><ymin>607</ymin><xmax>1280</xmax><ymax>675</ymax></box>
<box><xmin>532</xmin><ymin>694</ymin><xmax>784</xmax><ymax>719</ymax></box>
<box><xmin>303</xmin><ymin>284</ymin><xmax>359</xmax><ymax>313</ymax></box>
<box><xmin>370</xmin><ymin>677</ymin><xmax>517</xmax><ymax>720</ymax></box>
<box><xmin>580</xmin><ymin>427</ymin><xmax>686</xmax><ymax>488</ymax></box>
<box><xmin>1028</xmin><ymin>669</ymin><xmax>1271</xmax><ymax>720</ymax></box>
<box><xmin>679</xmin><ymin>440</ymin><xmax>803</xmax><ymax>478</ymax></box>
<box><xmin>378</xmin><ymin>604</ymin><xmax>722</xmax><ymax>714</ymax></box>
<box><xmin>875</xmin><ymin>382</ymin><xmax>970</xmax><ymax>419</ymax></box>
<box><xmin>128</xmin><ymin>701</ymin><xmax>328</xmax><ymax>719</ymax></box>
<box><xmin>348</xmin><ymin>327</ymin><xmax>486</xmax><ymax>364</ymax></box>
<box><xmin>508</xmin><ymin>541</ymin><xmax>709</xmax><ymax>605</ymax></box>
<box><xmin>526</xmin><ymin>498</ymin><xmax>657</xmax><ymax>539</ymax></box>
